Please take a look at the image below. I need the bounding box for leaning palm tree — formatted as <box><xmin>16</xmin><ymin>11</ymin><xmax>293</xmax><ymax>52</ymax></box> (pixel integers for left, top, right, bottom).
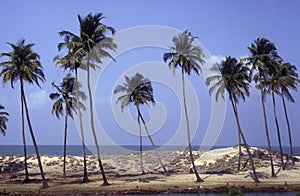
<box><xmin>206</xmin><ymin>56</ymin><xmax>259</xmax><ymax>183</ymax></box>
<box><xmin>246</xmin><ymin>37</ymin><xmax>281</xmax><ymax>177</ymax></box>
<box><xmin>279</xmin><ymin>63</ymin><xmax>298</xmax><ymax>162</ymax></box>
<box><xmin>266</xmin><ymin>62</ymin><xmax>299</xmax><ymax>164</ymax></box>
<box><xmin>0</xmin><ymin>39</ymin><xmax>48</xmax><ymax>188</ymax></box>
<box><xmin>114</xmin><ymin>72</ymin><xmax>167</xmax><ymax>175</ymax></box>
<box><xmin>50</xmin><ymin>74</ymin><xmax>86</xmax><ymax>177</ymax></box>
<box><xmin>55</xmin><ymin>35</ymin><xmax>89</xmax><ymax>182</ymax></box>
<box><xmin>0</xmin><ymin>105</ymin><xmax>9</xmax><ymax>136</ymax></box>
<box><xmin>263</xmin><ymin>59</ymin><xmax>286</xmax><ymax>170</ymax></box>
<box><xmin>58</xmin><ymin>12</ymin><xmax>117</xmax><ymax>185</ymax></box>
<box><xmin>163</xmin><ymin>30</ymin><xmax>205</xmax><ymax>182</ymax></box>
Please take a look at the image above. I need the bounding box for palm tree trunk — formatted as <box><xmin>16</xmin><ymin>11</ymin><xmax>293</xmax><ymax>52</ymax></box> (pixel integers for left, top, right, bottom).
<box><xmin>238</xmin><ymin>131</ymin><xmax>242</xmax><ymax>171</ymax></box>
<box><xmin>20</xmin><ymin>80</ymin><xmax>29</xmax><ymax>182</ymax></box>
<box><xmin>136</xmin><ymin>108</ymin><xmax>145</xmax><ymax>174</ymax></box>
<box><xmin>230</xmin><ymin>98</ymin><xmax>259</xmax><ymax>182</ymax></box>
<box><xmin>75</xmin><ymin>69</ymin><xmax>89</xmax><ymax>183</ymax></box>
<box><xmin>137</xmin><ymin>107</ymin><xmax>168</xmax><ymax>174</ymax></box>
<box><xmin>272</xmin><ymin>93</ymin><xmax>285</xmax><ymax>170</ymax></box>
<box><xmin>181</xmin><ymin>67</ymin><xmax>203</xmax><ymax>182</ymax></box>
<box><xmin>281</xmin><ymin>95</ymin><xmax>294</xmax><ymax>164</ymax></box>
<box><xmin>21</xmin><ymin>85</ymin><xmax>48</xmax><ymax>188</ymax></box>
<box><xmin>261</xmin><ymin>89</ymin><xmax>275</xmax><ymax>177</ymax></box>
<box><xmin>86</xmin><ymin>59</ymin><xmax>109</xmax><ymax>186</ymax></box>
<box><xmin>63</xmin><ymin>109</ymin><xmax>68</xmax><ymax>177</ymax></box>
<box><xmin>230</xmin><ymin>94</ymin><xmax>242</xmax><ymax>171</ymax></box>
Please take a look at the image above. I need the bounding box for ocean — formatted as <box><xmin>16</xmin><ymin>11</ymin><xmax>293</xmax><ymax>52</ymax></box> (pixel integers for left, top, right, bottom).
<box><xmin>0</xmin><ymin>145</ymin><xmax>299</xmax><ymax>156</ymax></box>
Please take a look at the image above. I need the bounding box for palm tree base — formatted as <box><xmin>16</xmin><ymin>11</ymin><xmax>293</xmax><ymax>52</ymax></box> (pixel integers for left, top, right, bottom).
<box><xmin>196</xmin><ymin>177</ymin><xmax>204</xmax><ymax>182</ymax></box>
<box><xmin>41</xmin><ymin>181</ymin><xmax>49</xmax><ymax>189</ymax></box>
<box><xmin>23</xmin><ymin>178</ymin><xmax>30</xmax><ymax>183</ymax></box>
<box><xmin>82</xmin><ymin>177</ymin><xmax>89</xmax><ymax>183</ymax></box>
<box><xmin>102</xmin><ymin>181</ymin><xmax>110</xmax><ymax>186</ymax></box>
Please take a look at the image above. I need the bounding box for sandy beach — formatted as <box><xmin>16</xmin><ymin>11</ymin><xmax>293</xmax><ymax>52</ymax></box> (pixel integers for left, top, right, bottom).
<box><xmin>0</xmin><ymin>146</ymin><xmax>299</xmax><ymax>195</ymax></box>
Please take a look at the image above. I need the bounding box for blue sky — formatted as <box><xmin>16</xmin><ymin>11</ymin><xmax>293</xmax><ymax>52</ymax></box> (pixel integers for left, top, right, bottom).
<box><xmin>0</xmin><ymin>0</ymin><xmax>300</xmax><ymax>149</ymax></box>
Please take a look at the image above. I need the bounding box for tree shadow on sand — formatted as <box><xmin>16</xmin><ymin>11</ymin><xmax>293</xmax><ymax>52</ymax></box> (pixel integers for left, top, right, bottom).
<box><xmin>115</xmin><ymin>173</ymin><xmax>167</xmax><ymax>183</ymax></box>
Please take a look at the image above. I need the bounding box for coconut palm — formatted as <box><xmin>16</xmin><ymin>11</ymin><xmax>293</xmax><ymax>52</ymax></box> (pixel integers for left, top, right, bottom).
<box><xmin>0</xmin><ymin>105</ymin><xmax>8</xmax><ymax>136</ymax></box>
<box><xmin>265</xmin><ymin>62</ymin><xmax>299</xmax><ymax>164</ymax></box>
<box><xmin>206</xmin><ymin>56</ymin><xmax>259</xmax><ymax>183</ymax></box>
<box><xmin>50</xmin><ymin>74</ymin><xmax>86</xmax><ymax>177</ymax></box>
<box><xmin>163</xmin><ymin>30</ymin><xmax>205</xmax><ymax>182</ymax></box>
<box><xmin>0</xmin><ymin>39</ymin><xmax>48</xmax><ymax>188</ymax></box>
<box><xmin>263</xmin><ymin>59</ymin><xmax>286</xmax><ymax>170</ymax></box>
<box><xmin>279</xmin><ymin>63</ymin><xmax>298</xmax><ymax>162</ymax></box>
<box><xmin>114</xmin><ymin>72</ymin><xmax>167</xmax><ymax>175</ymax></box>
<box><xmin>58</xmin><ymin>12</ymin><xmax>117</xmax><ymax>185</ymax></box>
<box><xmin>54</xmin><ymin>35</ymin><xmax>89</xmax><ymax>182</ymax></box>
<box><xmin>246</xmin><ymin>37</ymin><xmax>281</xmax><ymax>177</ymax></box>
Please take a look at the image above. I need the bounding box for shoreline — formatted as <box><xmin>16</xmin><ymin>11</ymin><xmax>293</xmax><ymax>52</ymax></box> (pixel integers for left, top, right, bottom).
<box><xmin>1</xmin><ymin>146</ymin><xmax>300</xmax><ymax>195</ymax></box>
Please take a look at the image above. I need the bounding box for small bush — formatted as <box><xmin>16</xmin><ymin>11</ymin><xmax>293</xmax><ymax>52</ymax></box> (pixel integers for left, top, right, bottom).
<box><xmin>296</xmin><ymin>191</ymin><xmax>300</xmax><ymax>196</ymax></box>
<box><xmin>226</xmin><ymin>187</ymin><xmax>243</xmax><ymax>196</ymax></box>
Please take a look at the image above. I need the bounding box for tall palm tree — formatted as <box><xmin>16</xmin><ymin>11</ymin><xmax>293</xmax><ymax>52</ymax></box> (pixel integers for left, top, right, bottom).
<box><xmin>266</xmin><ymin>62</ymin><xmax>299</xmax><ymax>164</ymax></box>
<box><xmin>114</xmin><ymin>73</ymin><xmax>167</xmax><ymax>175</ymax></box>
<box><xmin>206</xmin><ymin>56</ymin><xmax>259</xmax><ymax>183</ymax></box>
<box><xmin>0</xmin><ymin>39</ymin><xmax>48</xmax><ymax>188</ymax></box>
<box><xmin>163</xmin><ymin>31</ymin><xmax>205</xmax><ymax>182</ymax></box>
<box><xmin>246</xmin><ymin>37</ymin><xmax>281</xmax><ymax>177</ymax></box>
<box><xmin>50</xmin><ymin>74</ymin><xmax>86</xmax><ymax>177</ymax></box>
<box><xmin>263</xmin><ymin>60</ymin><xmax>285</xmax><ymax>170</ymax></box>
<box><xmin>54</xmin><ymin>35</ymin><xmax>89</xmax><ymax>182</ymax></box>
<box><xmin>279</xmin><ymin>63</ymin><xmax>298</xmax><ymax>162</ymax></box>
<box><xmin>58</xmin><ymin>12</ymin><xmax>117</xmax><ymax>185</ymax></box>
<box><xmin>0</xmin><ymin>105</ymin><xmax>8</xmax><ymax>136</ymax></box>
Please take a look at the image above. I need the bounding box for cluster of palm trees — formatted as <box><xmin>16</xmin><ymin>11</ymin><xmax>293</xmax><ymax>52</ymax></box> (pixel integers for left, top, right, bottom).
<box><xmin>0</xmin><ymin>12</ymin><xmax>298</xmax><ymax>189</ymax></box>
<box><xmin>207</xmin><ymin>38</ymin><xmax>299</xmax><ymax>181</ymax></box>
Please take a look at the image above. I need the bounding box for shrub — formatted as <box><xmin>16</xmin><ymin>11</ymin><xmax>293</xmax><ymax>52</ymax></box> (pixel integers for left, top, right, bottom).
<box><xmin>226</xmin><ymin>187</ymin><xmax>243</xmax><ymax>196</ymax></box>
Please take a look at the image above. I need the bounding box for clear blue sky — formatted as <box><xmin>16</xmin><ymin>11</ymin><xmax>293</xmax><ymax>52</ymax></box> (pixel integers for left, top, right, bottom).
<box><xmin>0</xmin><ymin>0</ymin><xmax>300</xmax><ymax>148</ymax></box>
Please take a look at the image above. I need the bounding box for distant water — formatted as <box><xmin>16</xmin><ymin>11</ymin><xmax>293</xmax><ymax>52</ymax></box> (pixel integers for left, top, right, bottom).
<box><xmin>0</xmin><ymin>145</ymin><xmax>299</xmax><ymax>156</ymax></box>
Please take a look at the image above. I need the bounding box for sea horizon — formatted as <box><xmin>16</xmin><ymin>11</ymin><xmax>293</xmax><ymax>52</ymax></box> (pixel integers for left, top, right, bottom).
<box><xmin>1</xmin><ymin>145</ymin><xmax>299</xmax><ymax>156</ymax></box>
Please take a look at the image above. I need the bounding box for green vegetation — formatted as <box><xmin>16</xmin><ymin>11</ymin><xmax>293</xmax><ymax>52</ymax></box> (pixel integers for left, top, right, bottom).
<box><xmin>226</xmin><ymin>187</ymin><xmax>243</xmax><ymax>196</ymax></box>
<box><xmin>0</xmin><ymin>105</ymin><xmax>8</xmax><ymax>136</ymax></box>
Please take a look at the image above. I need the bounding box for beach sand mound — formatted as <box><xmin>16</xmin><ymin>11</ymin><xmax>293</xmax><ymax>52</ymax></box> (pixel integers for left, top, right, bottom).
<box><xmin>195</xmin><ymin>145</ymin><xmax>299</xmax><ymax>174</ymax></box>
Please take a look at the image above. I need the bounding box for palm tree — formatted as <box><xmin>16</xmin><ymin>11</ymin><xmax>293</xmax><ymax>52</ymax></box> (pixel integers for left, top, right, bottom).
<box><xmin>50</xmin><ymin>74</ymin><xmax>86</xmax><ymax>177</ymax></box>
<box><xmin>246</xmin><ymin>37</ymin><xmax>281</xmax><ymax>177</ymax></box>
<box><xmin>54</xmin><ymin>36</ymin><xmax>89</xmax><ymax>182</ymax></box>
<box><xmin>263</xmin><ymin>59</ymin><xmax>286</xmax><ymax>170</ymax></box>
<box><xmin>279</xmin><ymin>63</ymin><xmax>298</xmax><ymax>163</ymax></box>
<box><xmin>266</xmin><ymin>62</ymin><xmax>299</xmax><ymax>164</ymax></box>
<box><xmin>0</xmin><ymin>105</ymin><xmax>8</xmax><ymax>136</ymax></box>
<box><xmin>114</xmin><ymin>72</ymin><xmax>167</xmax><ymax>175</ymax></box>
<box><xmin>163</xmin><ymin>31</ymin><xmax>205</xmax><ymax>182</ymax></box>
<box><xmin>0</xmin><ymin>39</ymin><xmax>48</xmax><ymax>188</ymax></box>
<box><xmin>58</xmin><ymin>12</ymin><xmax>117</xmax><ymax>186</ymax></box>
<box><xmin>206</xmin><ymin>56</ymin><xmax>259</xmax><ymax>183</ymax></box>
